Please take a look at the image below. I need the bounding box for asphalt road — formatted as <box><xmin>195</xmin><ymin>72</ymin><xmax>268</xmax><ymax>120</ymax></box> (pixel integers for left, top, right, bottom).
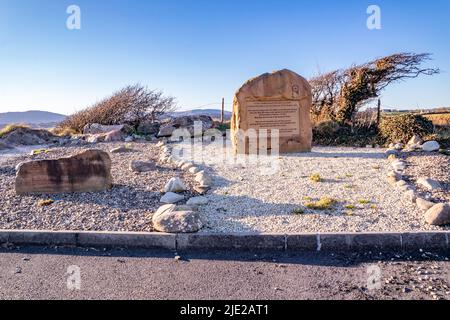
<box><xmin>0</xmin><ymin>245</ymin><xmax>449</xmax><ymax>300</ymax></box>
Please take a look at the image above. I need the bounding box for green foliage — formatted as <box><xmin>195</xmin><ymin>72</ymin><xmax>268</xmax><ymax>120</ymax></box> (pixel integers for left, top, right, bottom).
<box><xmin>292</xmin><ymin>208</ymin><xmax>305</xmax><ymax>215</ymax></box>
<box><xmin>313</xmin><ymin>121</ymin><xmax>380</xmax><ymax>147</ymax></box>
<box><xmin>305</xmin><ymin>198</ymin><xmax>337</xmax><ymax>210</ymax></box>
<box><xmin>309</xmin><ymin>174</ymin><xmax>322</xmax><ymax>183</ymax></box>
<box><xmin>379</xmin><ymin>114</ymin><xmax>434</xmax><ymax>144</ymax></box>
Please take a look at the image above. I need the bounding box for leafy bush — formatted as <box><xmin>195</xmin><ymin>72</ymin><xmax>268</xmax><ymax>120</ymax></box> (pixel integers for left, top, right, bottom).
<box><xmin>59</xmin><ymin>84</ymin><xmax>176</xmax><ymax>133</ymax></box>
<box><xmin>305</xmin><ymin>197</ymin><xmax>337</xmax><ymax>210</ymax></box>
<box><xmin>309</xmin><ymin>174</ymin><xmax>322</xmax><ymax>183</ymax></box>
<box><xmin>313</xmin><ymin>121</ymin><xmax>380</xmax><ymax>147</ymax></box>
<box><xmin>379</xmin><ymin>114</ymin><xmax>434</xmax><ymax>144</ymax></box>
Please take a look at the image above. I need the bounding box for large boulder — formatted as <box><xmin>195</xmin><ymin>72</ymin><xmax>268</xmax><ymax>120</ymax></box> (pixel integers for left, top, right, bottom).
<box><xmin>152</xmin><ymin>204</ymin><xmax>203</xmax><ymax>233</ymax></box>
<box><xmin>157</xmin><ymin>115</ymin><xmax>214</xmax><ymax>138</ymax></box>
<box><xmin>425</xmin><ymin>203</ymin><xmax>450</xmax><ymax>226</ymax></box>
<box><xmin>15</xmin><ymin>149</ymin><xmax>113</xmax><ymax>195</ymax></box>
<box><xmin>231</xmin><ymin>69</ymin><xmax>313</xmax><ymax>154</ymax></box>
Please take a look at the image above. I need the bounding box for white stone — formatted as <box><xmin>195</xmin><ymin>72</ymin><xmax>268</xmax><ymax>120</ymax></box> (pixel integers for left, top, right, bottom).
<box><xmin>392</xmin><ymin>161</ymin><xmax>407</xmax><ymax>171</ymax></box>
<box><xmin>395</xmin><ymin>180</ymin><xmax>407</xmax><ymax>188</ymax></box>
<box><xmin>394</xmin><ymin>143</ymin><xmax>404</xmax><ymax>151</ymax></box>
<box><xmin>186</xmin><ymin>196</ymin><xmax>209</xmax><ymax>206</ymax></box>
<box><xmin>404</xmin><ymin>190</ymin><xmax>417</xmax><ymax>203</ymax></box>
<box><xmin>164</xmin><ymin>177</ymin><xmax>187</xmax><ymax>193</ymax></box>
<box><xmin>189</xmin><ymin>166</ymin><xmax>201</xmax><ymax>174</ymax></box>
<box><xmin>421</xmin><ymin>141</ymin><xmax>440</xmax><ymax>152</ymax></box>
<box><xmin>417</xmin><ymin>177</ymin><xmax>442</xmax><ymax>191</ymax></box>
<box><xmin>152</xmin><ymin>205</ymin><xmax>203</xmax><ymax>233</ymax></box>
<box><xmin>416</xmin><ymin>198</ymin><xmax>435</xmax><ymax>211</ymax></box>
<box><xmin>425</xmin><ymin>203</ymin><xmax>450</xmax><ymax>226</ymax></box>
<box><xmin>181</xmin><ymin>162</ymin><xmax>194</xmax><ymax>171</ymax></box>
<box><xmin>195</xmin><ymin>172</ymin><xmax>213</xmax><ymax>187</ymax></box>
<box><xmin>160</xmin><ymin>192</ymin><xmax>185</xmax><ymax>204</ymax></box>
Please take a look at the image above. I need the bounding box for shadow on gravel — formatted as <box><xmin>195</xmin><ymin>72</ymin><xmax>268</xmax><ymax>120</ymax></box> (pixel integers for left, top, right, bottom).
<box><xmin>284</xmin><ymin>151</ymin><xmax>386</xmax><ymax>160</ymax></box>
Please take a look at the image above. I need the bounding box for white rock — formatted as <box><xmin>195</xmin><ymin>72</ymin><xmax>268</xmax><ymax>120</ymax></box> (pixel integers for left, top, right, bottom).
<box><xmin>195</xmin><ymin>172</ymin><xmax>213</xmax><ymax>187</ymax></box>
<box><xmin>156</xmin><ymin>141</ymin><xmax>165</xmax><ymax>148</ymax></box>
<box><xmin>421</xmin><ymin>141</ymin><xmax>440</xmax><ymax>152</ymax></box>
<box><xmin>394</xmin><ymin>143</ymin><xmax>404</xmax><ymax>151</ymax></box>
<box><xmin>396</xmin><ymin>180</ymin><xmax>407</xmax><ymax>188</ymax></box>
<box><xmin>186</xmin><ymin>196</ymin><xmax>209</xmax><ymax>206</ymax></box>
<box><xmin>408</xmin><ymin>134</ymin><xmax>423</xmax><ymax>146</ymax></box>
<box><xmin>164</xmin><ymin>177</ymin><xmax>187</xmax><ymax>193</ymax></box>
<box><xmin>404</xmin><ymin>190</ymin><xmax>417</xmax><ymax>203</ymax></box>
<box><xmin>189</xmin><ymin>166</ymin><xmax>201</xmax><ymax>174</ymax></box>
<box><xmin>181</xmin><ymin>162</ymin><xmax>194</xmax><ymax>171</ymax></box>
<box><xmin>392</xmin><ymin>161</ymin><xmax>407</xmax><ymax>171</ymax></box>
<box><xmin>425</xmin><ymin>203</ymin><xmax>450</xmax><ymax>226</ymax></box>
<box><xmin>416</xmin><ymin>198</ymin><xmax>435</xmax><ymax>211</ymax></box>
<box><xmin>417</xmin><ymin>178</ymin><xmax>442</xmax><ymax>191</ymax></box>
<box><xmin>152</xmin><ymin>205</ymin><xmax>203</xmax><ymax>233</ymax></box>
<box><xmin>160</xmin><ymin>192</ymin><xmax>185</xmax><ymax>204</ymax></box>
<box><xmin>110</xmin><ymin>146</ymin><xmax>130</xmax><ymax>154</ymax></box>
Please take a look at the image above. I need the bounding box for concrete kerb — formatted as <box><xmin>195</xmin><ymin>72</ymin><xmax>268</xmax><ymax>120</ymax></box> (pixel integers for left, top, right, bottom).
<box><xmin>0</xmin><ymin>230</ymin><xmax>449</xmax><ymax>252</ymax></box>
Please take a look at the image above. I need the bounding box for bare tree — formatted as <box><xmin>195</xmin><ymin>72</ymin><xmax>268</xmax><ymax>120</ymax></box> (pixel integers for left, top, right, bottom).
<box><xmin>310</xmin><ymin>53</ymin><xmax>440</xmax><ymax>124</ymax></box>
<box><xmin>60</xmin><ymin>84</ymin><xmax>177</xmax><ymax>132</ymax></box>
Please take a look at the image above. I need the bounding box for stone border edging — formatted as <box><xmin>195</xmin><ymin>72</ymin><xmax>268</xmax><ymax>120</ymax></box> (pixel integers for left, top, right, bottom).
<box><xmin>0</xmin><ymin>230</ymin><xmax>449</xmax><ymax>252</ymax></box>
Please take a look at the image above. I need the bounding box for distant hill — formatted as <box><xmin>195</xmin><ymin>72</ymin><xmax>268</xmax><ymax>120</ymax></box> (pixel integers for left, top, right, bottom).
<box><xmin>168</xmin><ymin>109</ymin><xmax>232</xmax><ymax>121</ymax></box>
<box><xmin>0</xmin><ymin>110</ymin><xmax>66</xmax><ymax>129</ymax></box>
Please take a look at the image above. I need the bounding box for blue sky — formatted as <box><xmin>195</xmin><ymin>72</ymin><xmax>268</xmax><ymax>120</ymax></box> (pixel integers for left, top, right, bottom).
<box><xmin>1</xmin><ymin>0</ymin><xmax>449</xmax><ymax>115</ymax></box>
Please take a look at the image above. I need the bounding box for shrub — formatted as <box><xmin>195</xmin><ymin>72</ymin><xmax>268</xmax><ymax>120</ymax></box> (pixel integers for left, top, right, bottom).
<box><xmin>59</xmin><ymin>84</ymin><xmax>177</xmax><ymax>133</ymax></box>
<box><xmin>309</xmin><ymin>174</ymin><xmax>322</xmax><ymax>183</ymax></box>
<box><xmin>305</xmin><ymin>197</ymin><xmax>337</xmax><ymax>210</ymax></box>
<box><xmin>379</xmin><ymin>114</ymin><xmax>434</xmax><ymax>144</ymax></box>
<box><xmin>38</xmin><ymin>199</ymin><xmax>54</xmax><ymax>207</ymax></box>
<box><xmin>313</xmin><ymin>121</ymin><xmax>380</xmax><ymax>147</ymax></box>
<box><xmin>0</xmin><ymin>124</ymin><xmax>29</xmax><ymax>138</ymax></box>
<box><xmin>50</xmin><ymin>127</ymin><xmax>78</xmax><ymax>137</ymax></box>
<box><xmin>292</xmin><ymin>208</ymin><xmax>305</xmax><ymax>215</ymax></box>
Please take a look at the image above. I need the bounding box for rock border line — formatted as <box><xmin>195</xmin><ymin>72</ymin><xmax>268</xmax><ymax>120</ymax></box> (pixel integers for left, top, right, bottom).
<box><xmin>0</xmin><ymin>230</ymin><xmax>449</xmax><ymax>252</ymax></box>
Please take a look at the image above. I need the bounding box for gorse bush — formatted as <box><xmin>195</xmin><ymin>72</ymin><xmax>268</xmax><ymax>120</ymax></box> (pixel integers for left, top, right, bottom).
<box><xmin>59</xmin><ymin>84</ymin><xmax>177</xmax><ymax>133</ymax></box>
<box><xmin>379</xmin><ymin>114</ymin><xmax>434</xmax><ymax>144</ymax></box>
<box><xmin>313</xmin><ymin>120</ymin><xmax>380</xmax><ymax>147</ymax></box>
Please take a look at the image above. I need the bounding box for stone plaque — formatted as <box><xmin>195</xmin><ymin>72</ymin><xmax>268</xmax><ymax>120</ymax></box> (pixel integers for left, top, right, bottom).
<box><xmin>231</xmin><ymin>69</ymin><xmax>313</xmax><ymax>154</ymax></box>
<box><xmin>246</xmin><ymin>100</ymin><xmax>300</xmax><ymax>136</ymax></box>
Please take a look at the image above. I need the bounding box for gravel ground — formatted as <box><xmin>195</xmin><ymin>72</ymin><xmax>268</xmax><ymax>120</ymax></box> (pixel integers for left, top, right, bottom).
<box><xmin>402</xmin><ymin>152</ymin><xmax>450</xmax><ymax>203</ymax></box>
<box><xmin>0</xmin><ymin>142</ymin><xmax>196</xmax><ymax>232</ymax></box>
<box><xmin>1</xmin><ymin>141</ymin><xmax>449</xmax><ymax>233</ymax></box>
<box><xmin>175</xmin><ymin>141</ymin><xmax>449</xmax><ymax>233</ymax></box>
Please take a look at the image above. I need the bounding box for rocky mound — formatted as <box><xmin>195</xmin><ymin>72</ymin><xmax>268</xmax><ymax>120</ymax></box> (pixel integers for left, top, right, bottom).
<box><xmin>0</xmin><ymin>126</ymin><xmax>59</xmax><ymax>146</ymax></box>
